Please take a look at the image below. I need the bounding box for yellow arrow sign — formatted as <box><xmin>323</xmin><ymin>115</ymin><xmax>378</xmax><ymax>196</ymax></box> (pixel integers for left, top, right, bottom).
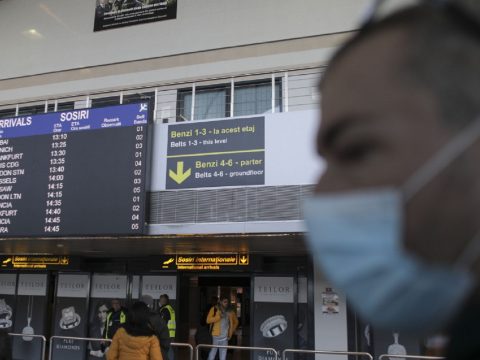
<box><xmin>169</xmin><ymin>161</ymin><xmax>192</xmax><ymax>184</ymax></box>
<box><xmin>239</xmin><ymin>255</ymin><xmax>249</xmax><ymax>265</ymax></box>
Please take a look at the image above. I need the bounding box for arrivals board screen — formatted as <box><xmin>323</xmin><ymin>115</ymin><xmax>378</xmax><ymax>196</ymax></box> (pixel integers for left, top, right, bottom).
<box><xmin>0</xmin><ymin>102</ymin><xmax>150</xmax><ymax>236</ymax></box>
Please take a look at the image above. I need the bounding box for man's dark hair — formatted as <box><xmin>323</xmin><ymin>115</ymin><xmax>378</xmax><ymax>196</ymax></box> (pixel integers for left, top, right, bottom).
<box><xmin>323</xmin><ymin>1</ymin><xmax>480</xmax><ymax>128</ymax></box>
<box><xmin>160</xmin><ymin>294</ymin><xmax>169</xmax><ymax>302</ymax></box>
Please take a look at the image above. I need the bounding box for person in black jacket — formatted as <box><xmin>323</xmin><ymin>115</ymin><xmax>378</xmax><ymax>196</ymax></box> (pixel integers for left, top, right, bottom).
<box><xmin>140</xmin><ymin>295</ymin><xmax>170</xmax><ymax>359</ymax></box>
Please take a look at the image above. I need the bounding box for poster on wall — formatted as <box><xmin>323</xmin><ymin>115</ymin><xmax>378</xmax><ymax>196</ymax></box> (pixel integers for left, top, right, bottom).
<box><xmin>140</xmin><ymin>275</ymin><xmax>177</xmax><ymax>310</ymax></box>
<box><xmin>322</xmin><ymin>287</ymin><xmax>339</xmax><ymax>314</ymax></box>
<box><xmin>89</xmin><ymin>274</ymin><xmax>128</xmax><ymax>357</ymax></box>
<box><xmin>0</xmin><ymin>274</ymin><xmax>16</xmax><ymax>332</ymax></box>
<box><xmin>51</xmin><ymin>274</ymin><xmax>90</xmax><ymax>360</ymax></box>
<box><xmin>253</xmin><ymin>277</ymin><xmax>295</xmax><ymax>360</ymax></box>
<box><xmin>12</xmin><ymin>273</ymin><xmax>48</xmax><ymax>360</ymax></box>
<box><xmin>94</xmin><ymin>0</ymin><xmax>177</xmax><ymax>32</ymax></box>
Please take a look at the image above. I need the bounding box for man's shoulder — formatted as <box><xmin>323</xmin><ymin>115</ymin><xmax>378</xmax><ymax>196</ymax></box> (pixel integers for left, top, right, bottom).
<box><xmin>150</xmin><ymin>311</ymin><xmax>163</xmax><ymax>321</ymax></box>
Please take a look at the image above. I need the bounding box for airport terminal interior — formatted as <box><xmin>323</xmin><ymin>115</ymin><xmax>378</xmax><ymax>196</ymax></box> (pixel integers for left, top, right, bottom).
<box><xmin>0</xmin><ymin>1</ymin><xmax>451</xmax><ymax>359</ymax></box>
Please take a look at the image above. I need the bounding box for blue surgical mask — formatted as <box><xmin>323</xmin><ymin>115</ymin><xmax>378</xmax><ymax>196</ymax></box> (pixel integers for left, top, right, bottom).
<box><xmin>303</xmin><ymin>119</ymin><xmax>480</xmax><ymax>333</ymax></box>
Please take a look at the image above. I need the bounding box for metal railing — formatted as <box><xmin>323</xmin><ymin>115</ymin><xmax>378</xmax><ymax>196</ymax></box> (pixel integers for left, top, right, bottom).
<box><xmin>0</xmin><ymin>66</ymin><xmax>324</xmax><ymax>125</ymax></box>
<box><xmin>378</xmin><ymin>355</ymin><xmax>445</xmax><ymax>360</ymax></box>
<box><xmin>9</xmin><ymin>333</ymin><xmax>47</xmax><ymax>360</ymax></box>
<box><xmin>283</xmin><ymin>349</ymin><xmax>373</xmax><ymax>360</ymax></box>
<box><xmin>171</xmin><ymin>342</ymin><xmax>194</xmax><ymax>360</ymax></box>
<box><xmin>49</xmin><ymin>336</ymin><xmax>111</xmax><ymax>360</ymax></box>
<box><xmin>196</xmin><ymin>344</ymin><xmax>279</xmax><ymax>360</ymax></box>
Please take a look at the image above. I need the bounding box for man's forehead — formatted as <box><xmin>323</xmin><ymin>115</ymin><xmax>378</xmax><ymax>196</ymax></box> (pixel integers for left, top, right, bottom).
<box><xmin>319</xmin><ymin>27</ymin><xmax>413</xmax><ymax>131</ymax></box>
<box><xmin>323</xmin><ymin>28</ymin><xmax>410</xmax><ymax>93</ymax></box>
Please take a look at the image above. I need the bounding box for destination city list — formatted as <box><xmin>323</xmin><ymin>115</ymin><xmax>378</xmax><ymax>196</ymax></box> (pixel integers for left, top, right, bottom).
<box><xmin>0</xmin><ymin>103</ymin><xmax>149</xmax><ymax>236</ymax></box>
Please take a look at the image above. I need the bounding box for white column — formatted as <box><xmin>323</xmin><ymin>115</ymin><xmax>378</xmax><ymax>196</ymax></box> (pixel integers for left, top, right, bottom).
<box><xmin>271</xmin><ymin>73</ymin><xmax>276</xmax><ymax>113</ymax></box>
<box><xmin>284</xmin><ymin>71</ymin><xmax>289</xmax><ymax>112</ymax></box>
<box><xmin>190</xmin><ymin>83</ymin><xmax>196</xmax><ymax>121</ymax></box>
<box><xmin>230</xmin><ymin>77</ymin><xmax>235</xmax><ymax>117</ymax></box>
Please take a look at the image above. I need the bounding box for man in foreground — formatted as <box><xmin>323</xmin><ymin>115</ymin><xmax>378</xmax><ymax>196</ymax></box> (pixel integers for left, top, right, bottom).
<box><xmin>303</xmin><ymin>1</ymin><xmax>480</xmax><ymax>359</ymax></box>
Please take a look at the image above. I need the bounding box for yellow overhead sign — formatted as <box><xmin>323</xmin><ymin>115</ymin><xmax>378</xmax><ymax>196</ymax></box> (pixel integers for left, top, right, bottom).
<box><xmin>160</xmin><ymin>253</ymin><xmax>250</xmax><ymax>270</ymax></box>
<box><xmin>1</xmin><ymin>255</ymin><xmax>70</xmax><ymax>269</ymax></box>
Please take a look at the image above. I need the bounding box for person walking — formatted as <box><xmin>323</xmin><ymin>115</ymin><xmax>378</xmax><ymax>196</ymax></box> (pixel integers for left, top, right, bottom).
<box><xmin>206</xmin><ymin>295</ymin><xmax>238</xmax><ymax>360</ymax></box>
<box><xmin>106</xmin><ymin>301</ymin><xmax>162</xmax><ymax>360</ymax></box>
<box><xmin>158</xmin><ymin>294</ymin><xmax>176</xmax><ymax>360</ymax></box>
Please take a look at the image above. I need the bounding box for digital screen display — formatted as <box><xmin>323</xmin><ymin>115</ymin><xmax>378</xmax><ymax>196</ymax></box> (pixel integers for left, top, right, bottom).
<box><xmin>0</xmin><ymin>102</ymin><xmax>150</xmax><ymax>236</ymax></box>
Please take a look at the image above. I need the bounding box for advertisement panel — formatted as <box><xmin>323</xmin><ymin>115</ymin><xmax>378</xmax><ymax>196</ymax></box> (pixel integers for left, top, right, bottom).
<box><xmin>88</xmin><ymin>274</ymin><xmax>128</xmax><ymax>357</ymax></box>
<box><xmin>0</xmin><ymin>273</ymin><xmax>16</xmax><ymax>331</ymax></box>
<box><xmin>140</xmin><ymin>275</ymin><xmax>177</xmax><ymax>313</ymax></box>
<box><xmin>12</xmin><ymin>273</ymin><xmax>48</xmax><ymax>360</ymax></box>
<box><xmin>141</xmin><ymin>275</ymin><xmax>176</xmax><ymax>300</ymax></box>
<box><xmin>253</xmin><ymin>277</ymin><xmax>295</xmax><ymax>360</ymax></box>
<box><xmin>51</xmin><ymin>274</ymin><xmax>90</xmax><ymax>360</ymax></box>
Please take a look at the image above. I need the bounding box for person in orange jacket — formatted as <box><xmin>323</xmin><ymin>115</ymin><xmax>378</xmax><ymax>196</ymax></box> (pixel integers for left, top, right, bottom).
<box><xmin>206</xmin><ymin>295</ymin><xmax>238</xmax><ymax>360</ymax></box>
<box><xmin>107</xmin><ymin>302</ymin><xmax>162</xmax><ymax>360</ymax></box>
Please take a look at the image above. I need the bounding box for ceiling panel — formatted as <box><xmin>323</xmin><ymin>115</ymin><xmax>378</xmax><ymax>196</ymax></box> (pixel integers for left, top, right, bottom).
<box><xmin>0</xmin><ymin>233</ymin><xmax>308</xmax><ymax>257</ymax></box>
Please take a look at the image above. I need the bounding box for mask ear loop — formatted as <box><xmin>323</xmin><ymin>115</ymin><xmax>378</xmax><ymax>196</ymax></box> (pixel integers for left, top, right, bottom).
<box><xmin>402</xmin><ymin>118</ymin><xmax>480</xmax><ymax>272</ymax></box>
<box><xmin>454</xmin><ymin>231</ymin><xmax>480</xmax><ymax>271</ymax></box>
<box><xmin>403</xmin><ymin>118</ymin><xmax>480</xmax><ymax>202</ymax></box>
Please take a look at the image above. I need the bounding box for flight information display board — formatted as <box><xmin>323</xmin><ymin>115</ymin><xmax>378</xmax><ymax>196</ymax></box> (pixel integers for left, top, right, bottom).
<box><xmin>0</xmin><ymin>102</ymin><xmax>150</xmax><ymax>236</ymax></box>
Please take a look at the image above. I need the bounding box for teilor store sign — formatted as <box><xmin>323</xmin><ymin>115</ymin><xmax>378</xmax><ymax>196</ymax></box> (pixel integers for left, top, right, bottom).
<box><xmin>166</xmin><ymin>116</ymin><xmax>265</xmax><ymax>189</ymax></box>
<box><xmin>153</xmin><ymin>253</ymin><xmax>250</xmax><ymax>271</ymax></box>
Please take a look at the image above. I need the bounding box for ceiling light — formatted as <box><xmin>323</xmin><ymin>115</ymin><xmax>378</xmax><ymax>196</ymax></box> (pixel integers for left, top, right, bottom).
<box><xmin>22</xmin><ymin>28</ymin><xmax>44</xmax><ymax>39</ymax></box>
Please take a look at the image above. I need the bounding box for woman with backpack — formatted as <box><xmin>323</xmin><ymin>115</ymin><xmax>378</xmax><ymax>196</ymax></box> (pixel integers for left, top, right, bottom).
<box><xmin>206</xmin><ymin>295</ymin><xmax>238</xmax><ymax>360</ymax></box>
